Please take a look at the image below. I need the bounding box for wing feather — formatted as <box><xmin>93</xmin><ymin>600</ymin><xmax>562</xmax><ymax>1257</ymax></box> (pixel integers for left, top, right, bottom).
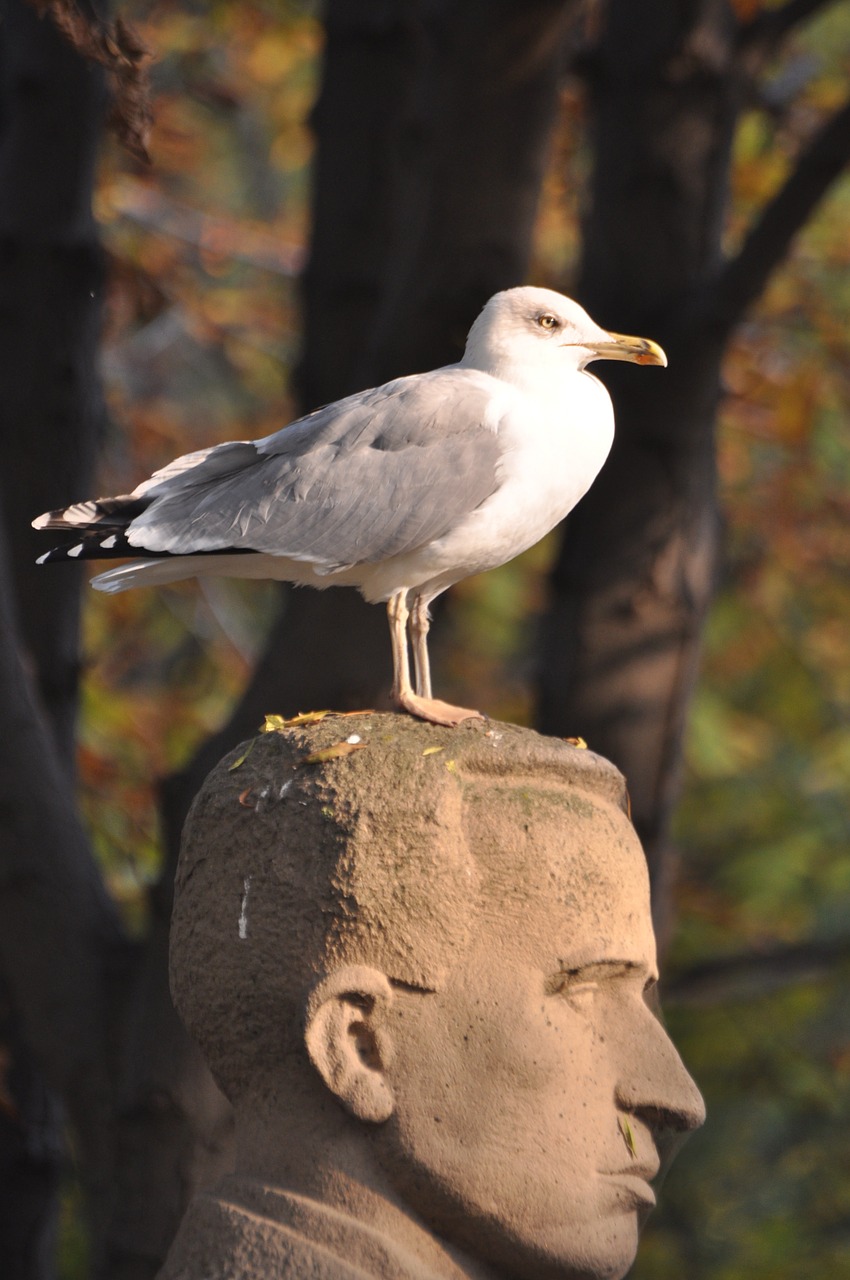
<box><xmin>126</xmin><ymin>367</ymin><xmax>508</xmax><ymax>568</ymax></box>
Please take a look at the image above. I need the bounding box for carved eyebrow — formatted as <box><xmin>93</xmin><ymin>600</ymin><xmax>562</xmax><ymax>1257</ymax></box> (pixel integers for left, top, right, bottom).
<box><xmin>544</xmin><ymin>960</ymin><xmax>655</xmax><ymax>996</ymax></box>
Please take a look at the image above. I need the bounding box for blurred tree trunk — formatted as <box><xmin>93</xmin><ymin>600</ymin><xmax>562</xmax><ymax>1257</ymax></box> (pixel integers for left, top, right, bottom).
<box><xmin>300</xmin><ymin>0</ymin><xmax>574</xmax><ymax>401</ymax></box>
<box><xmin>0</xmin><ymin>3</ymin><xmax>120</xmax><ymax>1278</ymax></box>
<box><xmin>538</xmin><ymin>0</ymin><xmax>737</xmax><ymax>934</ymax></box>
<box><xmin>538</xmin><ymin>0</ymin><xmax>850</xmax><ymax>939</ymax></box>
<box><xmin>0</xmin><ymin>997</ymin><xmax>62</xmax><ymax>1280</ymax></box>
<box><xmin>0</xmin><ymin>0</ymin><xmax>106</xmax><ymax>762</ymax></box>
<box><xmin>0</xmin><ymin>509</ymin><xmax>131</xmax><ymax>1280</ymax></box>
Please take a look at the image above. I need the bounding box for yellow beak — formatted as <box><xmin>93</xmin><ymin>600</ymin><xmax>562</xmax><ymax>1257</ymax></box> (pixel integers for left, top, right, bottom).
<box><xmin>587</xmin><ymin>332</ymin><xmax>667</xmax><ymax>367</ymax></box>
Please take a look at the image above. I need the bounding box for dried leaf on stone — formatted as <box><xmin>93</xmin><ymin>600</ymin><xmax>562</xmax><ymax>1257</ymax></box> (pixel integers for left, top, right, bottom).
<box><xmin>237</xmin><ymin>788</ymin><xmax>255</xmax><ymax>808</ymax></box>
<box><xmin>260</xmin><ymin>714</ymin><xmax>287</xmax><ymax>733</ymax></box>
<box><xmin>564</xmin><ymin>736</ymin><xmax>588</xmax><ymax>749</ymax></box>
<box><xmin>300</xmin><ymin>741</ymin><xmax>368</xmax><ymax>765</ymax></box>
<box><xmin>260</xmin><ymin>710</ymin><xmax>332</xmax><ymax>733</ymax></box>
<box><xmin>228</xmin><ymin>740</ymin><xmax>255</xmax><ymax>771</ymax></box>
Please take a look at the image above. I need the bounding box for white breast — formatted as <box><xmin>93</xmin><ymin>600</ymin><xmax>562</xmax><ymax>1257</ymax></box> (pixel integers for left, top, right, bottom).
<box><xmin>359</xmin><ymin>370</ymin><xmax>614</xmax><ymax>603</ymax></box>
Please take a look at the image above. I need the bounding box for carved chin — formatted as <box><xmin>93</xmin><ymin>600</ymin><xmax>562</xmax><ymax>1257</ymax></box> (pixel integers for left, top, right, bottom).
<box><xmin>375</xmin><ymin>1125</ymin><xmax>644</xmax><ymax>1280</ymax></box>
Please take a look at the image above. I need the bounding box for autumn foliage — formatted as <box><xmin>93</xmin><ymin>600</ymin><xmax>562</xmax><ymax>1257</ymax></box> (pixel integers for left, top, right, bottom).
<box><xmin>2</xmin><ymin>2</ymin><xmax>850</xmax><ymax>1277</ymax></box>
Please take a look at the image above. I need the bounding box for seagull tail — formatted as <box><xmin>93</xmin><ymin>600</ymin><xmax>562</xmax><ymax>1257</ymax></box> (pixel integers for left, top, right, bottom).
<box><xmin>91</xmin><ymin>558</ymin><xmax>204</xmax><ymax>594</ymax></box>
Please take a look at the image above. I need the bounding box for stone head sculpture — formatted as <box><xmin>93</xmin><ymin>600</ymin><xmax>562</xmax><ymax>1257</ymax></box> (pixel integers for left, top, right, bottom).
<box><xmin>165</xmin><ymin>714</ymin><xmax>704</xmax><ymax>1280</ymax></box>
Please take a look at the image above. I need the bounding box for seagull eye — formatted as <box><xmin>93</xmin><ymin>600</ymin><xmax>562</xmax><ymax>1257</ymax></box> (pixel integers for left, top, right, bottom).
<box><xmin>537</xmin><ymin>313</ymin><xmax>560</xmax><ymax>331</ymax></box>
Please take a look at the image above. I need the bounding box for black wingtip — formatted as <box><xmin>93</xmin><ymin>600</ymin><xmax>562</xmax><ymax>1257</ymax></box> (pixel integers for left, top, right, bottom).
<box><xmin>35</xmin><ymin>532</ymin><xmax>147</xmax><ymax>565</ymax></box>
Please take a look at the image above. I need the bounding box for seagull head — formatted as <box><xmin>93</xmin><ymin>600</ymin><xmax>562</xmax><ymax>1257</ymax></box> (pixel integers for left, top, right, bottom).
<box><xmin>462</xmin><ymin>286</ymin><xmax>667</xmax><ymax>388</ymax></box>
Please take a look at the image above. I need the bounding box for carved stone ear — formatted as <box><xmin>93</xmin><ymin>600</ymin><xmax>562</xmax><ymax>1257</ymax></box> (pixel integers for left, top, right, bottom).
<box><xmin>304</xmin><ymin>966</ymin><xmax>395</xmax><ymax>1124</ymax></box>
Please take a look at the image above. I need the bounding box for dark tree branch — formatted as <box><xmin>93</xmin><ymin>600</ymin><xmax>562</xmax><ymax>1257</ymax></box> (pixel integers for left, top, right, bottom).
<box><xmin>665</xmin><ymin>936</ymin><xmax>850</xmax><ymax>1007</ymax></box>
<box><xmin>709</xmin><ymin>95</ymin><xmax>850</xmax><ymax>333</ymax></box>
<box><xmin>27</xmin><ymin>0</ymin><xmax>152</xmax><ymax>162</ymax></box>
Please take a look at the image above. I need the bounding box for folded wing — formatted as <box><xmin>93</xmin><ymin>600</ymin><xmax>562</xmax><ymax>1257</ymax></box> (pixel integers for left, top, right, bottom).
<box><xmin>122</xmin><ymin>368</ymin><xmax>506</xmax><ymax>573</ymax></box>
<box><xmin>36</xmin><ymin>367</ymin><xmax>506</xmax><ymax>573</ymax></box>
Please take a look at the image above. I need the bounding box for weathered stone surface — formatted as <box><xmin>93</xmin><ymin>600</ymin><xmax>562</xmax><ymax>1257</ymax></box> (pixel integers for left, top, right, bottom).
<box><xmin>162</xmin><ymin>713</ymin><xmax>704</xmax><ymax>1279</ymax></box>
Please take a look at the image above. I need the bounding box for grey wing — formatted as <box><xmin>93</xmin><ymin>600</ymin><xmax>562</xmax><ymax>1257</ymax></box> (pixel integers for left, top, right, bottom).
<box><xmin>127</xmin><ymin>367</ymin><xmax>506</xmax><ymax>567</ymax></box>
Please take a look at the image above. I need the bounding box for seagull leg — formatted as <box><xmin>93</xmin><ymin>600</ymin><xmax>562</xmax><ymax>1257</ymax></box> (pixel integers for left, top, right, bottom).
<box><xmin>388</xmin><ymin>590</ymin><xmax>413</xmax><ymax>706</ymax></box>
<box><xmin>387</xmin><ymin>590</ymin><xmax>482</xmax><ymax>728</ymax></box>
<box><xmin>410</xmin><ymin>593</ymin><xmax>432</xmax><ymax>698</ymax></box>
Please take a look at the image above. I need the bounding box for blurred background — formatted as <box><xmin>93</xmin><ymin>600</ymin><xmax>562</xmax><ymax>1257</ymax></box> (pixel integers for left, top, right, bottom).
<box><xmin>1</xmin><ymin>1</ymin><xmax>849</xmax><ymax>1277</ymax></box>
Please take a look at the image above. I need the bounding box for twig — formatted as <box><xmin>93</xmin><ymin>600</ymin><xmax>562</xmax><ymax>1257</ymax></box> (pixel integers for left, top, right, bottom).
<box><xmin>708</xmin><ymin>94</ymin><xmax>850</xmax><ymax>333</ymax></box>
<box><xmin>28</xmin><ymin>0</ymin><xmax>153</xmax><ymax>163</ymax></box>
<box><xmin>665</xmin><ymin>936</ymin><xmax>850</xmax><ymax>1007</ymax></box>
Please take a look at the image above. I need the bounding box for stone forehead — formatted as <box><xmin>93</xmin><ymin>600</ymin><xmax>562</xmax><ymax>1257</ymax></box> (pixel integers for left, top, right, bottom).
<box><xmin>175</xmin><ymin>715</ymin><xmax>632</xmax><ymax>987</ymax></box>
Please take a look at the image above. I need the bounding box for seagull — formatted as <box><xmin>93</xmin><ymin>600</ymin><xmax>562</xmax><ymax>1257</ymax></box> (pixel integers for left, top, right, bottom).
<box><xmin>33</xmin><ymin>287</ymin><xmax>665</xmax><ymax>726</ymax></box>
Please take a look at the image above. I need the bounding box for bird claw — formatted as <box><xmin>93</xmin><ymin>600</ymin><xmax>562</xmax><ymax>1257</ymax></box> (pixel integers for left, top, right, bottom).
<box><xmin>394</xmin><ymin>690</ymin><xmax>483</xmax><ymax>728</ymax></box>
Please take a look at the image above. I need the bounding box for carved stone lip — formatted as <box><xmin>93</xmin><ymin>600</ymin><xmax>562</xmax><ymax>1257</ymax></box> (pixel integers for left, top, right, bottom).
<box><xmin>603</xmin><ymin>1171</ymin><xmax>658</xmax><ymax>1208</ymax></box>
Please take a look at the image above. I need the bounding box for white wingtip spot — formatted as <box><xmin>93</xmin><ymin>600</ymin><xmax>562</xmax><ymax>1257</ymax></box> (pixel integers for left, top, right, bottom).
<box><xmin>66</xmin><ymin>544</ymin><xmax>84</xmax><ymax>558</ymax></box>
<box><xmin>36</xmin><ymin>551</ymin><xmax>50</xmax><ymax>565</ymax></box>
<box><xmin>32</xmin><ymin>513</ymin><xmax>51</xmax><ymax>530</ymax></box>
<box><xmin>101</xmin><ymin>535</ymin><xmax>117</xmax><ymax>549</ymax></box>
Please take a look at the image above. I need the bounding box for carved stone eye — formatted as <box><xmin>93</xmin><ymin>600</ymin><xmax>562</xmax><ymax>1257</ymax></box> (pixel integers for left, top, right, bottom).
<box><xmin>537</xmin><ymin>313</ymin><xmax>559</xmax><ymax>331</ymax></box>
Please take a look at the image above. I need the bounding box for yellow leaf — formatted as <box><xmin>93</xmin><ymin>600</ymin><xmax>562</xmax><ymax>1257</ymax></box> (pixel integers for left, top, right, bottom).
<box><xmin>618</xmin><ymin>1115</ymin><xmax>637</xmax><ymax>1157</ymax></box>
<box><xmin>260</xmin><ymin>714</ymin><xmax>287</xmax><ymax>733</ymax></box>
<box><xmin>261</xmin><ymin>710</ymin><xmax>332</xmax><ymax>733</ymax></box>
<box><xmin>300</xmin><ymin>741</ymin><xmax>368</xmax><ymax>765</ymax></box>
<box><xmin>564</xmin><ymin>736</ymin><xmax>587</xmax><ymax>749</ymax></box>
<box><xmin>422</xmin><ymin>746</ymin><xmax>444</xmax><ymax>756</ymax></box>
